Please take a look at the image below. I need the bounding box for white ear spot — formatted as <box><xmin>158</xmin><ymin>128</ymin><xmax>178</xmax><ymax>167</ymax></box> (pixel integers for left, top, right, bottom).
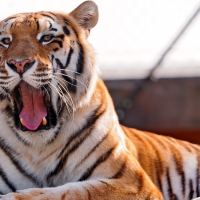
<box><xmin>69</xmin><ymin>1</ymin><xmax>99</xmax><ymax>30</ymax></box>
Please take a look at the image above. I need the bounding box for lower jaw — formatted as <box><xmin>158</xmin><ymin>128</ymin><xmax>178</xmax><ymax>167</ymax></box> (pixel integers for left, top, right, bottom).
<box><xmin>19</xmin><ymin>116</ymin><xmax>51</xmax><ymax>132</ymax></box>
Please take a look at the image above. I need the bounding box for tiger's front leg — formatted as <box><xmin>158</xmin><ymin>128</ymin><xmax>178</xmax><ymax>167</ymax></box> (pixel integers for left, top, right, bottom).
<box><xmin>0</xmin><ymin>178</ymin><xmax>163</xmax><ymax>200</ymax></box>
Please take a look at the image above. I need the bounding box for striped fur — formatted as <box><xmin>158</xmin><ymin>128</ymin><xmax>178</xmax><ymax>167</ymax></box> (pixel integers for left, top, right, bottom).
<box><xmin>0</xmin><ymin>1</ymin><xmax>199</xmax><ymax>200</ymax></box>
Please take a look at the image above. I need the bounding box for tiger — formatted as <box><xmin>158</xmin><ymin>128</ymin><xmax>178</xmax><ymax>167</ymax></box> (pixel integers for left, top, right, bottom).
<box><xmin>0</xmin><ymin>1</ymin><xmax>200</xmax><ymax>200</ymax></box>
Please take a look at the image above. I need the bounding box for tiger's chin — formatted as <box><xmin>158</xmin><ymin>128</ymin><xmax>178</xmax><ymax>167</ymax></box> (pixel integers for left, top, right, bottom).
<box><xmin>13</xmin><ymin>125</ymin><xmax>62</xmax><ymax>147</ymax></box>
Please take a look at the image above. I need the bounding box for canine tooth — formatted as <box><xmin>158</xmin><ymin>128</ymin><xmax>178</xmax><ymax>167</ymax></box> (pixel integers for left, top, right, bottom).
<box><xmin>20</xmin><ymin>118</ymin><xmax>24</xmax><ymax>126</ymax></box>
<box><xmin>42</xmin><ymin>117</ymin><xmax>47</xmax><ymax>125</ymax></box>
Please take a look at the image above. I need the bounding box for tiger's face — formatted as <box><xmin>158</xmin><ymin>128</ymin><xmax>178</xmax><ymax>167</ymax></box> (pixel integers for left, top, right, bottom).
<box><xmin>0</xmin><ymin>2</ymin><xmax>98</xmax><ymax>145</ymax></box>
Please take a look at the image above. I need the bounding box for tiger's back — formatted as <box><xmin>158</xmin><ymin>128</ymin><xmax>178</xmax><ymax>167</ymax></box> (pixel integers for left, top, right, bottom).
<box><xmin>0</xmin><ymin>1</ymin><xmax>199</xmax><ymax>200</ymax></box>
<box><xmin>124</xmin><ymin>127</ymin><xmax>200</xmax><ymax>199</ymax></box>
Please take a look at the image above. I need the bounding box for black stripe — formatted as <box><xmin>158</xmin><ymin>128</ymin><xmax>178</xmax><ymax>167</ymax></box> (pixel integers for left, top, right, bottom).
<box><xmin>0</xmin><ymin>82</ymin><xmax>12</xmax><ymax>85</ymax></box>
<box><xmin>4</xmin><ymin>17</ymin><xmax>17</xmax><ymax>23</ymax></box>
<box><xmin>196</xmin><ymin>158</ymin><xmax>200</xmax><ymax>197</ymax></box>
<box><xmin>1</xmin><ymin>87</ymin><xmax>9</xmax><ymax>95</ymax></box>
<box><xmin>166</xmin><ymin>168</ymin><xmax>178</xmax><ymax>200</ymax></box>
<box><xmin>155</xmin><ymin>161</ymin><xmax>163</xmax><ymax>193</ymax></box>
<box><xmin>55</xmin><ymin>46</ymin><xmax>73</xmax><ymax>68</ymax></box>
<box><xmin>57</xmin><ymin>96</ymin><xmax>64</xmax><ymax>118</ymax></box>
<box><xmin>48</xmin><ymin>21</ymin><xmax>52</xmax><ymax>29</ymax></box>
<box><xmin>0</xmin><ymin>94</ymin><xmax>6</xmax><ymax>101</ymax></box>
<box><xmin>47</xmin><ymin>123</ymin><xmax>62</xmax><ymax>145</ymax></box>
<box><xmin>48</xmin><ymin>12</ymin><xmax>58</xmax><ymax>18</ymax></box>
<box><xmin>55</xmin><ymin>58</ymin><xmax>77</xmax><ymax>93</ymax></box>
<box><xmin>34</xmin><ymin>18</ymin><xmax>39</xmax><ymax>30</ymax></box>
<box><xmin>13</xmin><ymin>101</ymin><xmax>21</xmax><ymax>130</ymax></box>
<box><xmin>148</xmin><ymin>140</ymin><xmax>163</xmax><ymax>193</ymax></box>
<box><xmin>50</xmin><ymin>40</ymin><xmax>63</xmax><ymax>48</ymax></box>
<box><xmin>32</xmin><ymin>78</ymin><xmax>52</xmax><ymax>83</ymax></box>
<box><xmin>171</xmin><ymin>146</ymin><xmax>186</xmax><ymax>196</ymax></box>
<box><xmin>180</xmin><ymin>171</ymin><xmax>186</xmax><ymax>196</ymax></box>
<box><xmin>77</xmin><ymin>42</ymin><xmax>84</xmax><ymax>74</ymax></box>
<box><xmin>3</xmin><ymin>105</ymin><xmax>12</xmax><ymax>118</ymax></box>
<box><xmin>55</xmin><ymin>58</ymin><xmax>64</xmax><ymax>69</ymax></box>
<box><xmin>99</xmin><ymin>180</ymin><xmax>119</xmax><ymax>192</ymax></box>
<box><xmin>0</xmin><ymin>76</ymin><xmax>12</xmax><ymax>80</ymax></box>
<box><xmin>85</xmin><ymin>188</ymin><xmax>92</xmax><ymax>200</ymax></box>
<box><xmin>65</xmin><ymin>75</ymin><xmax>76</xmax><ymax>93</ymax></box>
<box><xmin>189</xmin><ymin>179</ymin><xmax>194</xmax><ymax>199</ymax></box>
<box><xmin>58</xmin><ymin>106</ymin><xmax>103</xmax><ymax>158</ymax></box>
<box><xmin>71</xmin><ymin>27</ymin><xmax>78</xmax><ymax>38</ymax></box>
<box><xmin>166</xmin><ymin>168</ymin><xmax>173</xmax><ymax>198</ymax></box>
<box><xmin>0</xmin><ymin>165</ymin><xmax>16</xmax><ymax>192</ymax></box>
<box><xmin>110</xmin><ymin>162</ymin><xmax>126</xmax><ymax>179</ymax></box>
<box><xmin>8</xmin><ymin>124</ymin><xmax>30</xmax><ymax>146</ymax></box>
<box><xmin>65</xmin><ymin>47</ymin><xmax>74</xmax><ymax>67</ymax></box>
<box><xmin>49</xmin><ymin>28</ymin><xmax>57</xmax><ymax>32</ymax></box>
<box><xmin>78</xmin><ymin>146</ymin><xmax>115</xmax><ymax>182</ymax></box>
<box><xmin>53</xmin><ymin>48</ymin><xmax>59</xmax><ymax>52</ymax></box>
<box><xmin>3</xmin><ymin>23</ymin><xmax>8</xmax><ymax>29</ymax></box>
<box><xmin>41</xmin><ymin>14</ymin><xmax>55</xmax><ymax>21</ymax></box>
<box><xmin>63</xmin><ymin>26</ymin><xmax>70</xmax><ymax>36</ymax></box>
<box><xmin>45</xmin><ymin>98</ymin><xmax>57</xmax><ymax>127</ymax></box>
<box><xmin>99</xmin><ymin>180</ymin><xmax>110</xmax><ymax>187</ymax></box>
<box><xmin>0</xmin><ymin>137</ymin><xmax>42</xmax><ymax>187</ymax></box>
<box><xmin>63</xmin><ymin>19</ymin><xmax>70</xmax><ymax>25</ymax></box>
<box><xmin>75</xmin><ymin>133</ymin><xmax>109</xmax><ymax>168</ymax></box>
<box><xmin>47</xmin><ymin>106</ymin><xmax>105</xmax><ymax>184</ymax></box>
<box><xmin>47</xmin><ymin>132</ymin><xmax>91</xmax><ymax>186</ymax></box>
<box><xmin>51</xmin><ymin>54</ymin><xmax>54</xmax><ymax>63</ymax></box>
<box><xmin>36</xmin><ymin>20</ymin><xmax>39</xmax><ymax>30</ymax></box>
<box><xmin>56</xmin><ymin>34</ymin><xmax>64</xmax><ymax>40</ymax></box>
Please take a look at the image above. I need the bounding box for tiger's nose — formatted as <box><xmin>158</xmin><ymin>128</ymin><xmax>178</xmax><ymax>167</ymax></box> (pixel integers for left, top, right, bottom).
<box><xmin>8</xmin><ymin>59</ymin><xmax>31</xmax><ymax>73</ymax></box>
<box><xmin>7</xmin><ymin>59</ymin><xmax>35</xmax><ymax>74</ymax></box>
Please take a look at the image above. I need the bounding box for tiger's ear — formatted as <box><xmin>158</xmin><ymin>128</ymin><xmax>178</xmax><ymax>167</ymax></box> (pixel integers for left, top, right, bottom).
<box><xmin>69</xmin><ymin>1</ymin><xmax>99</xmax><ymax>30</ymax></box>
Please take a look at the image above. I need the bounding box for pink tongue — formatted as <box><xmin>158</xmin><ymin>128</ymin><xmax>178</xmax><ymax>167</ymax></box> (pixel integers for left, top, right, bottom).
<box><xmin>19</xmin><ymin>81</ymin><xmax>47</xmax><ymax>131</ymax></box>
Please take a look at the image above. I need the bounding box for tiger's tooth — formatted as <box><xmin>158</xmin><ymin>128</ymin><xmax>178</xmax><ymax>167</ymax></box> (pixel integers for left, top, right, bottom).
<box><xmin>42</xmin><ymin>117</ymin><xmax>47</xmax><ymax>125</ymax></box>
<box><xmin>20</xmin><ymin>118</ymin><xmax>24</xmax><ymax>126</ymax></box>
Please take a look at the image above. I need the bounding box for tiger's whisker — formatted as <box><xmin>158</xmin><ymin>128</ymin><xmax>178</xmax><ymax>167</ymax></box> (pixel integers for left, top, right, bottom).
<box><xmin>56</xmin><ymin>72</ymin><xmax>87</xmax><ymax>86</ymax></box>
<box><xmin>53</xmin><ymin>76</ymin><xmax>75</xmax><ymax>112</ymax></box>
<box><xmin>58</xmin><ymin>69</ymin><xmax>87</xmax><ymax>79</ymax></box>
<box><xmin>56</xmin><ymin>82</ymin><xmax>74</xmax><ymax>116</ymax></box>
<box><xmin>48</xmin><ymin>81</ymin><xmax>73</xmax><ymax>115</ymax></box>
<box><xmin>54</xmin><ymin>72</ymin><xmax>87</xmax><ymax>89</ymax></box>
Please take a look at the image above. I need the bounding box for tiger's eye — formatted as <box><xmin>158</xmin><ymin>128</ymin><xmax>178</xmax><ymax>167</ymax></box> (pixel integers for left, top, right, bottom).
<box><xmin>2</xmin><ymin>37</ymin><xmax>11</xmax><ymax>45</ymax></box>
<box><xmin>41</xmin><ymin>35</ymin><xmax>54</xmax><ymax>43</ymax></box>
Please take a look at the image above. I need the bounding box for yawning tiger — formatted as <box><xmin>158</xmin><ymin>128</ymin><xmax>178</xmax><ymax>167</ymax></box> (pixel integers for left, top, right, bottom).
<box><xmin>0</xmin><ymin>1</ymin><xmax>199</xmax><ymax>200</ymax></box>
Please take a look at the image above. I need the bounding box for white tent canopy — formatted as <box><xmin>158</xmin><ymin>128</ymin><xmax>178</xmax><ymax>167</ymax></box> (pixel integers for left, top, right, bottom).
<box><xmin>1</xmin><ymin>0</ymin><xmax>200</xmax><ymax>79</ymax></box>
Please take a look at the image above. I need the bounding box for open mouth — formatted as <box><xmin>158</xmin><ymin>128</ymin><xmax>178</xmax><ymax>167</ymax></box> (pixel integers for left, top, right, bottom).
<box><xmin>12</xmin><ymin>81</ymin><xmax>51</xmax><ymax>131</ymax></box>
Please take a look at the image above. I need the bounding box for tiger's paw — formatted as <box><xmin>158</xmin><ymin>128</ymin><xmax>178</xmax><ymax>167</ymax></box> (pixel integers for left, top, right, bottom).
<box><xmin>0</xmin><ymin>188</ymin><xmax>56</xmax><ymax>200</ymax></box>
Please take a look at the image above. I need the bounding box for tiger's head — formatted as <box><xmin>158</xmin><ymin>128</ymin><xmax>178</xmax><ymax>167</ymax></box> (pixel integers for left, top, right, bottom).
<box><xmin>0</xmin><ymin>1</ymin><xmax>99</xmax><ymax>145</ymax></box>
